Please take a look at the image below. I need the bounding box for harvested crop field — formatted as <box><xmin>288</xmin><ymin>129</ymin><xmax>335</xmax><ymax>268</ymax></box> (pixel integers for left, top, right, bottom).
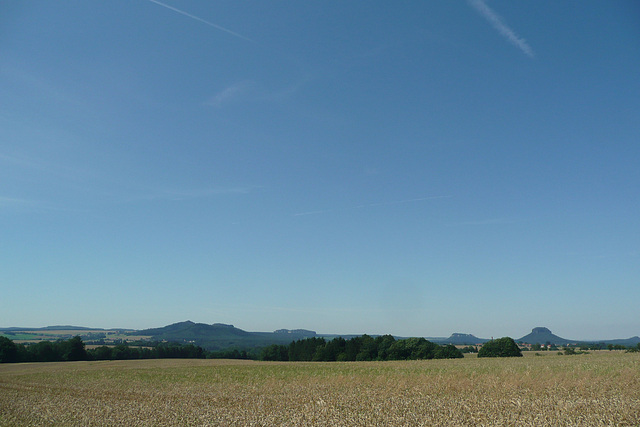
<box><xmin>1</xmin><ymin>352</ymin><xmax>639</xmax><ymax>426</ymax></box>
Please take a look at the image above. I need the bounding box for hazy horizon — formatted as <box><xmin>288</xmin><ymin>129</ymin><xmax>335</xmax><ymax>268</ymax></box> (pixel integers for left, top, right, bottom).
<box><xmin>2</xmin><ymin>320</ymin><xmax>638</xmax><ymax>343</ymax></box>
<box><xmin>2</xmin><ymin>1</ymin><xmax>639</xmax><ymax>341</ymax></box>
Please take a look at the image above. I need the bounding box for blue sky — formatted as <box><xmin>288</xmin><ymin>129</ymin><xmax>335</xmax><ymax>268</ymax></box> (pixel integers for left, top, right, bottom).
<box><xmin>1</xmin><ymin>1</ymin><xmax>639</xmax><ymax>340</ymax></box>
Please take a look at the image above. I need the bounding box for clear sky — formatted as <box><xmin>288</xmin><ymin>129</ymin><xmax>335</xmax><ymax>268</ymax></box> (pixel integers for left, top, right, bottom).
<box><xmin>2</xmin><ymin>1</ymin><xmax>639</xmax><ymax>340</ymax></box>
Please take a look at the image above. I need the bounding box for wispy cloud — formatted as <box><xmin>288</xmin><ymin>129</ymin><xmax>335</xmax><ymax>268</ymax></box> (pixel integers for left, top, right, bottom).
<box><xmin>0</xmin><ymin>196</ymin><xmax>45</xmax><ymax>212</ymax></box>
<box><xmin>0</xmin><ymin>196</ymin><xmax>35</xmax><ymax>207</ymax></box>
<box><xmin>146</xmin><ymin>0</ymin><xmax>253</xmax><ymax>43</ymax></box>
<box><xmin>125</xmin><ymin>186</ymin><xmax>256</xmax><ymax>203</ymax></box>
<box><xmin>205</xmin><ymin>76</ymin><xmax>315</xmax><ymax>109</ymax></box>
<box><xmin>0</xmin><ymin>152</ymin><xmax>42</xmax><ymax>170</ymax></box>
<box><xmin>468</xmin><ymin>0</ymin><xmax>535</xmax><ymax>58</ymax></box>
<box><xmin>354</xmin><ymin>196</ymin><xmax>451</xmax><ymax>209</ymax></box>
<box><xmin>455</xmin><ymin>217</ymin><xmax>522</xmax><ymax>226</ymax></box>
<box><xmin>294</xmin><ymin>196</ymin><xmax>451</xmax><ymax>217</ymax></box>
<box><xmin>205</xmin><ymin>81</ymin><xmax>255</xmax><ymax>108</ymax></box>
<box><xmin>0</xmin><ymin>151</ymin><xmax>82</xmax><ymax>183</ymax></box>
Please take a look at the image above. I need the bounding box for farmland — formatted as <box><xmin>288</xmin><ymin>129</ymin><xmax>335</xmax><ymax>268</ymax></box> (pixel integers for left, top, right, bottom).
<box><xmin>0</xmin><ymin>329</ymin><xmax>150</xmax><ymax>345</ymax></box>
<box><xmin>1</xmin><ymin>352</ymin><xmax>639</xmax><ymax>426</ymax></box>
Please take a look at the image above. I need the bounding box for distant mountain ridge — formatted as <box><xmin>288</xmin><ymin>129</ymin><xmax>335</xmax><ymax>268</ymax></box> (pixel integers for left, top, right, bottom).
<box><xmin>0</xmin><ymin>325</ymin><xmax>133</xmax><ymax>332</ymax></box>
<box><xmin>137</xmin><ymin>321</ymin><xmax>318</xmax><ymax>350</ymax></box>
<box><xmin>441</xmin><ymin>333</ymin><xmax>488</xmax><ymax>345</ymax></box>
<box><xmin>274</xmin><ymin>329</ymin><xmax>317</xmax><ymax>336</ymax></box>
<box><xmin>517</xmin><ymin>327</ymin><xmax>640</xmax><ymax>347</ymax></box>
<box><xmin>131</xmin><ymin>323</ymin><xmax>640</xmax><ymax>349</ymax></box>
<box><xmin>140</xmin><ymin>321</ymin><xmax>250</xmax><ymax>339</ymax></box>
<box><xmin>2</xmin><ymin>322</ymin><xmax>638</xmax><ymax>350</ymax></box>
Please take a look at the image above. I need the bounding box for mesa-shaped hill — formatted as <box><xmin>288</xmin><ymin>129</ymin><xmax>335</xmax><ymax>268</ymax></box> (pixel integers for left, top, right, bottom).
<box><xmin>435</xmin><ymin>333</ymin><xmax>488</xmax><ymax>345</ymax></box>
<box><xmin>517</xmin><ymin>327</ymin><xmax>570</xmax><ymax>345</ymax></box>
<box><xmin>140</xmin><ymin>321</ymin><xmax>250</xmax><ymax>340</ymax></box>
<box><xmin>138</xmin><ymin>321</ymin><xmax>318</xmax><ymax>350</ymax></box>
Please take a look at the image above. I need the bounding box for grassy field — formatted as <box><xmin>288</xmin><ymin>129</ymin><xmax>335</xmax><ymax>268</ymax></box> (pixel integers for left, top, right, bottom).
<box><xmin>1</xmin><ymin>352</ymin><xmax>639</xmax><ymax>426</ymax></box>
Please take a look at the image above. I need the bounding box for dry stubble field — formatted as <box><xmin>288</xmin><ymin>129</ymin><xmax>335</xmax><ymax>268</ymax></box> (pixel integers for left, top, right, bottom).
<box><xmin>1</xmin><ymin>352</ymin><xmax>639</xmax><ymax>426</ymax></box>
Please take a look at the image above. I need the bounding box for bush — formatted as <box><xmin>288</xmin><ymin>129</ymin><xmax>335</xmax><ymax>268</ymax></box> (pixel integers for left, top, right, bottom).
<box><xmin>477</xmin><ymin>337</ymin><xmax>522</xmax><ymax>358</ymax></box>
<box><xmin>0</xmin><ymin>336</ymin><xmax>19</xmax><ymax>363</ymax></box>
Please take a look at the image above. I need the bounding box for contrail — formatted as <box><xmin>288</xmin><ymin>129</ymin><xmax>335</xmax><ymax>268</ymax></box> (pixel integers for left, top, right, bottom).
<box><xmin>354</xmin><ymin>195</ymin><xmax>451</xmax><ymax>209</ymax></box>
<box><xmin>146</xmin><ymin>0</ymin><xmax>253</xmax><ymax>43</ymax></box>
<box><xmin>294</xmin><ymin>195</ymin><xmax>451</xmax><ymax>217</ymax></box>
<box><xmin>468</xmin><ymin>0</ymin><xmax>535</xmax><ymax>58</ymax></box>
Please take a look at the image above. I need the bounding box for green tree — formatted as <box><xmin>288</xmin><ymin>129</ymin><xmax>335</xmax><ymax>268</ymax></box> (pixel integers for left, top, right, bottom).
<box><xmin>90</xmin><ymin>346</ymin><xmax>114</xmax><ymax>360</ymax></box>
<box><xmin>288</xmin><ymin>337</ymin><xmax>325</xmax><ymax>361</ymax></box>
<box><xmin>388</xmin><ymin>338</ymin><xmax>437</xmax><ymax>360</ymax></box>
<box><xmin>343</xmin><ymin>336</ymin><xmax>362</xmax><ymax>361</ymax></box>
<box><xmin>63</xmin><ymin>336</ymin><xmax>87</xmax><ymax>361</ymax></box>
<box><xmin>478</xmin><ymin>337</ymin><xmax>522</xmax><ymax>358</ymax></box>
<box><xmin>0</xmin><ymin>336</ymin><xmax>19</xmax><ymax>363</ymax></box>
<box><xmin>434</xmin><ymin>344</ymin><xmax>464</xmax><ymax>359</ymax></box>
<box><xmin>313</xmin><ymin>337</ymin><xmax>346</xmax><ymax>361</ymax></box>
<box><xmin>29</xmin><ymin>341</ymin><xmax>60</xmax><ymax>362</ymax></box>
<box><xmin>355</xmin><ymin>334</ymin><xmax>378</xmax><ymax>361</ymax></box>
<box><xmin>375</xmin><ymin>335</ymin><xmax>396</xmax><ymax>360</ymax></box>
<box><xmin>461</xmin><ymin>346</ymin><xmax>478</xmax><ymax>354</ymax></box>
<box><xmin>111</xmin><ymin>344</ymin><xmax>139</xmax><ymax>360</ymax></box>
<box><xmin>260</xmin><ymin>344</ymin><xmax>288</xmax><ymax>361</ymax></box>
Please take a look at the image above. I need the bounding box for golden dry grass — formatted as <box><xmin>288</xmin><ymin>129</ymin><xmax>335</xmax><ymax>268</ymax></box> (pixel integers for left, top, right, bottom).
<box><xmin>1</xmin><ymin>352</ymin><xmax>639</xmax><ymax>426</ymax></box>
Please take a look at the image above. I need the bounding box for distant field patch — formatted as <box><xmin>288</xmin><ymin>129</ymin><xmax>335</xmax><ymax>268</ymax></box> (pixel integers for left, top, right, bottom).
<box><xmin>0</xmin><ymin>333</ymin><xmax>38</xmax><ymax>341</ymax></box>
<box><xmin>0</xmin><ymin>329</ymin><xmax>151</xmax><ymax>344</ymax></box>
<box><xmin>1</xmin><ymin>352</ymin><xmax>639</xmax><ymax>425</ymax></box>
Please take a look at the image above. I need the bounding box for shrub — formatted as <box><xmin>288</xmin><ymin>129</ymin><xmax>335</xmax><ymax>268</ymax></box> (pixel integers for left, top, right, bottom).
<box><xmin>477</xmin><ymin>337</ymin><xmax>522</xmax><ymax>358</ymax></box>
<box><xmin>0</xmin><ymin>336</ymin><xmax>19</xmax><ymax>363</ymax></box>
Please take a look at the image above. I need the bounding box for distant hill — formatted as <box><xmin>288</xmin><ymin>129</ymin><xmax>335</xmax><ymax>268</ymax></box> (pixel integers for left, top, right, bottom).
<box><xmin>441</xmin><ymin>333</ymin><xmax>488</xmax><ymax>345</ymax></box>
<box><xmin>517</xmin><ymin>327</ymin><xmax>640</xmax><ymax>347</ymax></box>
<box><xmin>140</xmin><ymin>321</ymin><xmax>250</xmax><ymax>340</ymax></box>
<box><xmin>0</xmin><ymin>325</ymin><xmax>133</xmax><ymax>332</ymax></box>
<box><xmin>518</xmin><ymin>327</ymin><xmax>571</xmax><ymax>345</ymax></box>
<box><xmin>40</xmin><ymin>325</ymin><xmax>101</xmax><ymax>331</ymax></box>
<box><xmin>274</xmin><ymin>329</ymin><xmax>317</xmax><ymax>336</ymax></box>
<box><xmin>425</xmin><ymin>333</ymin><xmax>488</xmax><ymax>345</ymax></box>
<box><xmin>575</xmin><ymin>336</ymin><xmax>640</xmax><ymax>347</ymax></box>
<box><xmin>137</xmin><ymin>321</ymin><xmax>318</xmax><ymax>350</ymax></box>
<box><xmin>3</xmin><ymin>322</ymin><xmax>638</xmax><ymax>351</ymax></box>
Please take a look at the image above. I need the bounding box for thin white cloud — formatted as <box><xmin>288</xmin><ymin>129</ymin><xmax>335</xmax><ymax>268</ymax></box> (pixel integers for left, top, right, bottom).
<box><xmin>468</xmin><ymin>0</ymin><xmax>535</xmax><ymax>58</ymax></box>
<box><xmin>205</xmin><ymin>77</ymin><xmax>314</xmax><ymax>108</ymax></box>
<box><xmin>157</xmin><ymin>187</ymin><xmax>252</xmax><ymax>200</ymax></box>
<box><xmin>0</xmin><ymin>152</ymin><xmax>41</xmax><ymax>169</ymax></box>
<box><xmin>126</xmin><ymin>186</ymin><xmax>256</xmax><ymax>202</ymax></box>
<box><xmin>205</xmin><ymin>81</ymin><xmax>255</xmax><ymax>108</ymax></box>
<box><xmin>453</xmin><ymin>215</ymin><xmax>536</xmax><ymax>227</ymax></box>
<box><xmin>264</xmin><ymin>76</ymin><xmax>315</xmax><ymax>102</ymax></box>
<box><xmin>354</xmin><ymin>196</ymin><xmax>452</xmax><ymax>209</ymax></box>
<box><xmin>0</xmin><ymin>196</ymin><xmax>35</xmax><ymax>207</ymax></box>
<box><xmin>146</xmin><ymin>0</ymin><xmax>253</xmax><ymax>43</ymax></box>
<box><xmin>293</xmin><ymin>208</ymin><xmax>336</xmax><ymax>217</ymax></box>
<box><xmin>455</xmin><ymin>217</ymin><xmax>520</xmax><ymax>226</ymax></box>
<box><xmin>0</xmin><ymin>196</ymin><xmax>47</xmax><ymax>212</ymax></box>
<box><xmin>294</xmin><ymin>196</ymin><xmax>451</xmax><ymax>217</ymax></box>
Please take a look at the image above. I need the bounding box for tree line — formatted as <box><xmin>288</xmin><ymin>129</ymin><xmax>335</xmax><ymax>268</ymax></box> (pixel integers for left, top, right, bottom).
<box><xmin>0</xmin><ymin>335</ymin><xmax>463</xmax><ymax>363</ymax></box>
<box><xmin>259</xmin><ymin>335</ymin><xmax>463</xmax><ymax>361</ymax></box>
<box><xmin>0</xmin><ymin>336</ymin><xmax>209</xmax><ymax>363</ymax></box>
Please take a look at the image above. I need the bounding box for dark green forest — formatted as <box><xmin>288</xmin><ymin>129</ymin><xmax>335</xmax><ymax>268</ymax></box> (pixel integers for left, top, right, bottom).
<box><xmin>260</xmin><ymin>335</ymin><xmax>463</xmax><ymax>361</ymax></box>
<box><xmin>0</xmin><ymin>336</ymin><xmax>208</xmax><ymax>363</ymax></box>
<box><xmin>3</xmin><ymin>335</ymin><xmax>638</xmax><ymax>364</ymax></box>
<box><xmin>0</xmin><ymin>335</ymin><xmax>463</xmax><ymax>363</ymax></box>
